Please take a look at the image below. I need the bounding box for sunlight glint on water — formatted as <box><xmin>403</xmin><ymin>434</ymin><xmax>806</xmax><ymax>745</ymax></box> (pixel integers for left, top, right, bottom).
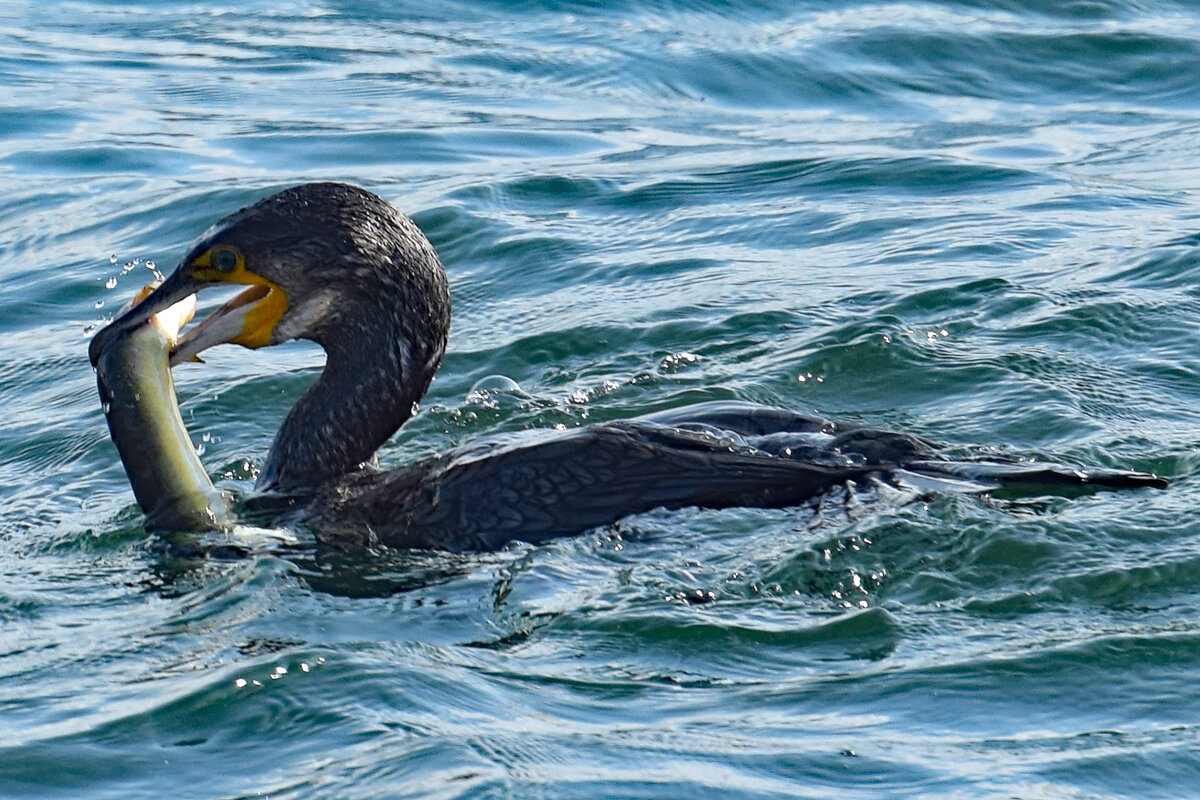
<box><xmin>1</xmin><ymin>2</ymin><xmax>1199</xmax><ymax>798</ymax></box>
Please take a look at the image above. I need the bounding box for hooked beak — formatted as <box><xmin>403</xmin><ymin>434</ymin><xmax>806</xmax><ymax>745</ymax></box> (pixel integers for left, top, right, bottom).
<box><xmin>88</xmin><ymin>267</ymin><xmax>204</xmax><ymax>368</ymax></box>
<box><xmin>88</xmin><ymin>262</ymin><xmax>289</xmax><ymax>369</ymax></box>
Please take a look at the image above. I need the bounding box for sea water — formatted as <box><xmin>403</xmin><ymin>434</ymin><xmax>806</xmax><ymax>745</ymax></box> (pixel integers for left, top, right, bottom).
<box><xmin>2</xmin><ymin>2</ymin><xmax>1200</xmax><ymax>797</ymax></box>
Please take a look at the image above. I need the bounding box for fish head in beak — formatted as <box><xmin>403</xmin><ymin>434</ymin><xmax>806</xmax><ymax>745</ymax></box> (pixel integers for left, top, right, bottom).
<box><xmin>87</xmin><ymin>242</ymin><xmax>289</xmax><ymax>368</ymax></box>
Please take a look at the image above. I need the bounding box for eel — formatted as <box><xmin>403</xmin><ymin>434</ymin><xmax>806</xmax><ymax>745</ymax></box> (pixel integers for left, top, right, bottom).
<box><xmin>91</xmin><ymin>285</ymin><xmax>231</xmax><ymax>532</ymax></box>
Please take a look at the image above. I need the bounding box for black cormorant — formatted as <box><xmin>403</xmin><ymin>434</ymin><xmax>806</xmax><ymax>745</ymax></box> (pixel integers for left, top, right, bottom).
<box><xmin>88</xmin><ymin>183</ymin><xmax>1167</xmax><ymax>551</ymax></box>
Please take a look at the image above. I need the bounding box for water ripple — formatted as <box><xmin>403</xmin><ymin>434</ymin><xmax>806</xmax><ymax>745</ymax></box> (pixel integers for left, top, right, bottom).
<box><xmin>2</xmin><ymin>0</ymin><xmax>1200</xmax><ymax>798</ymax></box>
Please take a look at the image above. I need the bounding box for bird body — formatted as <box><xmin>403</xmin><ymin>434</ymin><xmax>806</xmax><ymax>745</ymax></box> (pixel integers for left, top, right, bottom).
<box><xmin>89</xmin><ymin>183</ymin><xmax>1166</xmax><ymax>551</ymax></box>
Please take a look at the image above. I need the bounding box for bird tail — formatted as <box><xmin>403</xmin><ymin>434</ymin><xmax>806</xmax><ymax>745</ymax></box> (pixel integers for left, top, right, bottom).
<box><xmin>893</xmin><ymin>458</ymin><xmax>1167</xmax><ymax>496</ymax></box>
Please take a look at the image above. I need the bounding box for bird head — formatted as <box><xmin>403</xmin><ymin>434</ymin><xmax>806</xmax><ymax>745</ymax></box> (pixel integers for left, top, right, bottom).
<box><xmin>89</xmin><ymin>182</ymin><xmax>448</xmax><ymax>368</ymax></box>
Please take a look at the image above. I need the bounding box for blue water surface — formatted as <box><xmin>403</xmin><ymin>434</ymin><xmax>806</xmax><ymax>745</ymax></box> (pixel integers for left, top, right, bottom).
<box><xmin>3</xmin><ymin>1</ymin><xmax>1200</xmax><ymax>797</ymax></box>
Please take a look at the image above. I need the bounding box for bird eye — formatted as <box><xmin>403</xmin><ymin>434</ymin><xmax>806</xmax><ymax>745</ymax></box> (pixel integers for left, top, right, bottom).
<box><xmin>211</xmin><ymin>247</ymin><xmax>239</xmax><ymax>272</ymax></box>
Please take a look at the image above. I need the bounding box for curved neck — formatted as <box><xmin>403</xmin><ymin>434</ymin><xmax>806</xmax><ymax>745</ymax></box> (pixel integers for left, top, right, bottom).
<box><xmin>257</xmin><ymin>293</ymin><xmax>448</xmax><ymax>493</ymax></box>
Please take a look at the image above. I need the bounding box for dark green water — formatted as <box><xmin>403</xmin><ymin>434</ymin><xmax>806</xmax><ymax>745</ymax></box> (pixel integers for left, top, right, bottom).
<box><xmin>3</xmin><ymin>1</ymin><xmax>1200</xmax><ymax>797</ymax></box>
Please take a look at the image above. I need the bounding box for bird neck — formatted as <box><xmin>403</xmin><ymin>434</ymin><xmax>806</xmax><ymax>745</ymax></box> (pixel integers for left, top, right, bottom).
<box><xmin>257</xmin><ymin>300</ymin><xmax>447</xmax><ymax>494</ymax></box>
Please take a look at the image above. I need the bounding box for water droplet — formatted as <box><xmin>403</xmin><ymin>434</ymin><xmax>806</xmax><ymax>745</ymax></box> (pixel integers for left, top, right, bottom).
<box><xmin>196</xmin><ymin>442</ymin><xmax>206</xmax><ymax>456</ymax></box>
<box><xmin>94</xmin><ymin>299</ymin><xmax>104</xmax><ymax>309</ymax></box>
<box><xmin>105</xmin><ymin>276</ymin><xmax>118</xmax><ymax>289</ymax></box>
<box><xmin>109</xmin><ymin>254</ymin><xmax>118</xmax><ymax>264</ymax></box>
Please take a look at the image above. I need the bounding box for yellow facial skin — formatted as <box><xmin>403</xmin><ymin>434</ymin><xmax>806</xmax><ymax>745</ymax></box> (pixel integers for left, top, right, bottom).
<box><xmin>188</xmin><ymin>245</ymin><xmax>289</xmax><ymax>348</ymax></box>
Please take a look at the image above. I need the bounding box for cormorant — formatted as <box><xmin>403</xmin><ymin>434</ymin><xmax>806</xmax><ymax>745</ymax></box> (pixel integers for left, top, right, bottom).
<box><xmin>88</xmin><ymin>183</ymin><xmax>1167</xmax><ymax>551</ymax></box>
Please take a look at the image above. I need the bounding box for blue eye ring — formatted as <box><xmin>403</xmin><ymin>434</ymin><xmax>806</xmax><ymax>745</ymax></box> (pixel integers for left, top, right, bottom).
<box><xmin>211</xmin><ymin>247</ymin><xmax>239</xmax><ymax>272</ymax></box>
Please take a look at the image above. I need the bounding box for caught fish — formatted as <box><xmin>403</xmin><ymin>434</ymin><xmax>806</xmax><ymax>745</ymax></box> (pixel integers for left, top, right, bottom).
<box><xmin>90</xmin><ymin>285</ymin><xmax>231</xmax><ymax>532</ymax></box>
